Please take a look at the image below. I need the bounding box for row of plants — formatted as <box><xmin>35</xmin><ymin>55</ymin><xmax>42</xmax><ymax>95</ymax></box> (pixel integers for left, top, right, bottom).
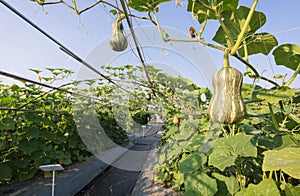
<box><xmin>0</xmin><ymin>67</ymin><xmax>146</xmax><ymax>185</ymax></box>
<box><xmin>155</xmin><ymin>80</ymin><xmax>299</xmax><ymax>195</ymax></box>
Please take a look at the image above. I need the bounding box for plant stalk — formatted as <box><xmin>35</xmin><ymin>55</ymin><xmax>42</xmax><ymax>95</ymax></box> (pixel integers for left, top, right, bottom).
<box><xmin>230</xmin><ymin>0</ymin><xmax>259</xmax><ymax>55</ymax></box>
<box><xmin>197</xmin><ymin>0</ymin><xmax>235</xmax><ymax>46</ymax></box>
<box><xmin>197</xmin><ymin>10</ymin><xmax>209</xmax><ymax>38</ymax></box>
<box><xmin>153</xmin><ymin>13</ymin><xmax>226</xmax><ymax>51</ymax></box>
<box><xmin>223</xmin><ymin>49</ymin><xmax>231</xmax><ymax>68</ymax></box>
<box><xmin>233</xmin><ymin>53</ymin><xmax>280</xmax><ymax>86</ymax></box>
<box><xmin>268</xmin><ymin>103</ymin><xmax>280</xmax><ymax>130</ymax></box>
<box><xmin>284</xmin><ymin>63</ymin><xmax>300</xmax><ymax>87</ymax></box>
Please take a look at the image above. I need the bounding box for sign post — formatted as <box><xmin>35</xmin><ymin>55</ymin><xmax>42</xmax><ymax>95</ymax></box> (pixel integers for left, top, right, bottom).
<box><xmin>39</xmin><ymin>164</ymin><xmax>64</xmax><ymax>196</ymax></box>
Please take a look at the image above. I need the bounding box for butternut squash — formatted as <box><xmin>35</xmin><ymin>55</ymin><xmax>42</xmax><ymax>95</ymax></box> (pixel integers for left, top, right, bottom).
<box><xmin>208</xmin><ymin>66</ymin><xmax>246</xmax><ymax>124</ymax></box>
<box><xmin>109</xmin><ymin>17</ymin><xmax>128</xmax><ymax>52</ymax></box>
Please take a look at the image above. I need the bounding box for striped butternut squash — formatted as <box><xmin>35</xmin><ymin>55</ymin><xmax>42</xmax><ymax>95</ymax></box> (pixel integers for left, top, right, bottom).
<box><xmin>208</xmin><ymin>67</ymin><xmax>246</xmax><ymax>124</ymax></box>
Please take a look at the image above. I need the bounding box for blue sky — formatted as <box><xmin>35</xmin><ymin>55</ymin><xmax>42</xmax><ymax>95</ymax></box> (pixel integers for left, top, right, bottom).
<box><xmin>0</xmin><ymin>0</ymin><xmax>299</xmax><ymax>88</ymax></box>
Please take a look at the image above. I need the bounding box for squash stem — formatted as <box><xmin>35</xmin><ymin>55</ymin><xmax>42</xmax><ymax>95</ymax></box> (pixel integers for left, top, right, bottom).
<box><xmin>231</xmin><ymin>124</ymin><xmax>236</xmax><ymax>136</ymax></box>
<box><xmin>230</xmin><ymin>0</ymin><xmax>259</xmax><ymax>55</ymax></box>
<box><xmin>284</xmin><ymin>63</ymin><xmax>300</xmax><ymax>87</ymax></box>
<box><xmin>243</xmin><ymin>40</ymin><xmax>249</xmax><ymax>63</ymax></box>
<box><xmin>223</xmin><ymin>49</ymin><xmax>231</xmax><ymax>68</ymax></box>
<box><xmin>71</xmin><ymin>0</ymin><xmax>79</xmax><ymax>14</ymax></box>
<box><xmin>222</xmin><ymin>125</ymin><xmax>228</xmax><ymax>137</ymax></box>
<box><xmin>197</xmin><ymin>10</ymin><xmax>209</xmax><ymax>39</ymax></box>
<box><xmin>268</xmin><ymin>103</ymin><xmax>280</xmax><ymax>130</ymax></box>
<box><xmin>153</xmin><ymin>13</ymin><xmax>226</xmax><ymax>51</ymax></box>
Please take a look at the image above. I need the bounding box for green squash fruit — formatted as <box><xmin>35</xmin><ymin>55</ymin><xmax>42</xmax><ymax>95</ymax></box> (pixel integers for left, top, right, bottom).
<box><xmin>208</xmin><ymin>67</ymin><xmax>246</xmax><ymax>124</ymax></box>
<box><xmin>109</xmin><ymin>19</ymin><xmax>128</xmax><ymax>52</ymax></box>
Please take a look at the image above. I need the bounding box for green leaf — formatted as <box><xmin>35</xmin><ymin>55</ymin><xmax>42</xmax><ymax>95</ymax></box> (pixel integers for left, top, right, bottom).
<box><xmin>13</xmin><ymin>157</ymin><xmax>30</xmax><ymax>169</ymax></box>
<box><xmin>235</xmin><ymin>188</ymin><xmax>247</xmax><ymax>196</ymax></box>
<box><xmin>213</xmin><ymin>6</ymin><xmax>266</xmax><ymax>47</ymax></box>
<box><xmin>0</xmin><ymin>118</ymin><xmax>16</xmax><ymax>130</ymax></box>
<box><xmin>174</xmin><ymin>119</ymin><xmax>198</xmax><ymax>140</ymax></box>
<box><xmin>29</xmin><ymin>68</ymin><xmax>42</xmax><ymax>74</ymax></box>
<box><xmin>273</xmin><ymin>44</ymin><xmax>300</xmax><ymax>71</ymax></box>
<box><xmin>128</xmin><ymin>0</ymin><xmax>171</xmax><ymax>12</ymax></box>
<box><xmin>242</xmin><ymin>83</ymin><xmax>263</xmax><ymax>100</ymax></box>
<box><xmin>187</xmin><ymin>0</ymin><xmax>211</xmax><ymax>24</ymax></box>
<box><xmin>262</xmin><ymin>147</ymin><xmax>300</xmax><ymax>179</ymax></box>
<box><xmin>110</xmin><ymin>10</ymin><xmax>118</xmax><ymax>15</ymax></box>
<box><xmin>209</xmin><ymin>134</ymin><xmax>257</xmax><ymax>171</ymax></box>
<box><xmin>178</xmin><ymin>153</ymin><xmax>207</xmax><ymax>173</ymax></box>
<box><xmin>18</xmin><ymin>167</ymin><xmax>38</xmax><ymax>182</ymax></box>
<box><xmin>19</xmin><ymin>138</ymin><xmax>39</xmax><ymax>154</ymax></box>
<box><xmin>184</xmin><ymin>172</ymin><xmax>218</xmax><ymax>196</ymax></box>
<box><xmin>172</xmin><ymin>172</ymin><xmax>184</xmax><ymax>190</ymax></box>
<box><xmin>36</xmin><ymin>0</ymin><xmax>45</xmax><ymax>5</ymax></box>
<box><xmin>213</xmin><ymin>173</ymin><xmax>240</xmax><ymax>195</ymax></box>
<box><xmin>218</xmin><ymin>0</ymin><xmax>239</xmax><ymax>11</ymax></box>
<box><xmin>0</xmin><ymin>163</ymin><xmax>12</xmax><ymax>181</ymax></box>
<box><xmin>187</xmin><ymin>0</ymin><xmax>238</xmax><ymax>24</ymax></box>
<box><xmin>285</xmin><ymin>183</ymin><xmax>300</xmax><ymax>196</ymax></box>
<box><xmin>157</xmin><ymin>141</ymin><xmax>183</xmax><ymax>165</ymax></box>
<box><xmin>256</xmin><ymin>87</ymin><xmax>295</xmax><ymax>104</ymax></box>
<box><xmin>238</xmin><ymin>33</ymin><xmax>278</xmax><ymax>57</ymax></box>
<box><xmin>244</xmin><ymin>179</ymin><xmax>280</xmax><ymax>196</ymax></box>
<box><xmin>155</xmin><ymin>168</ymin><xmax>169</xmax><ymax>182</ymax></box>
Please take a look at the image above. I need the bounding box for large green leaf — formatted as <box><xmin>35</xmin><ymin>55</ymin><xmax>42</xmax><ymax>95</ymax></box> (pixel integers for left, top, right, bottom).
<box><xmin>285</xmin><ymin>183</ymin><xmax>300</xmax><ymax>196</ymax></box>
<box><xmin>242</xmin><ymin>83</ymin><xmax>263</xmax><ymax>100</ymax></box>
<box><xmin>157</xmin><ymin>141</ymin><xmax>183</xmax><ymax>165</ymax></box>
<box><xmin>238</xmin><ymin>33</ymin><xmax>278</xmax><ymax>57</ymax></box>
<box><xmin>178</xmin><ymin>153</ymin><xmax>207</xmax><ymax>173</ymax></box>
<box><xmin>208</xmin><ymin>134</ymin><xmax>257</xmax><ymax>171</ymax></box>
<box><xmin>213</xmin><ymin>6</ymin><xmax>266</xmax><ymax>47</ymax></box>
<box><xmin>174</xmin><ymin>119</ymin><xmax>198</xmax><ymax>140</ymax></box>
<box><xmin>244</xmin><ymin>179</ymin><xmax>280</xmax><ymax>196</ymax></box>
<box><xmin>256</xmin><ymin>87</ymin><xmax>295</xmax><ymax>104</ymax></box>
<box><xmin>0</xmin><ymin>118</ymin><xmax>16</xmax><ymax>131</ymax></box>
<box><xmin>262</xmin><ymin>147</ymin><xmax>300</xmax><ymax>179</ymax></box>
<box><xmin>19</xmin><ymin>138</ymin><xmax>39</xmax><ymax>154</ymax></box>
<box><xmin>213</xmin><ymin>173</ymin><xmax>240</xmax><ymax>195</ymax></box>
<box><xmin>184</xmin><ymin>172</ymin><xmax>218</xmax><ymax>196</ymax></box>
<box><xmin>172</xmin><ymin>172</ymin><xmax>184</xmax><ymax>190</ymax></box>
<box><xmin>17</xmin><ymin>167</ymin><xmax>38</xmax><ymax>182</ymax></box>
<box><xmin>0</xmin><ymin>163</ymin><xmax>12</xmax><ymax>181</ymax></box>
<box><xmin>273</xmin><ymin>44</ymin><xmax>300</xmax><ymax>71</ymax></box>
<box><xmin>187</xmin><ymin>0</ymin><xmax>238</xmax><ymax>24</ymax></box>
<box><xmin>128</xmin><ymin>0</ymin><xmax>171</xmax><ymax>12</ymax></box>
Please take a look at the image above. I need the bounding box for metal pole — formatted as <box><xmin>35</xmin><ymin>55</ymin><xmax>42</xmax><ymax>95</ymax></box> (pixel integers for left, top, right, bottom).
<box><xmin>52</xmin><ymin>170</ymin><xmax>55</xmax><ymax>196</ymax></box>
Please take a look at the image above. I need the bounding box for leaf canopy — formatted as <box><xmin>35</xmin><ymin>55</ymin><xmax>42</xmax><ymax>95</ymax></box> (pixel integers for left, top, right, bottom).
<box><xmin>208</xmin><ymin>134</ymin><xmax>257</xmax><ymax>171</ymax></box>
<box><xmin>213</xmin><ymin>6</ymin><xmax>266</xmax><ymax>49</ymax></box>
<box><xmin>187</xmin><ymin>0</ymin><xmax>239</xmax><ymax>24</ymax></box>
<box><xmin>273</xmin><ymin>44</ymin><xmax>300</xmax><ymax>71</ymax></box>
<box><xmin>128</xmin><ymin>0</ymin><xmax>171</xmax><ymax>12</ymax></box>
<box><xmin>262</xmin><ymin>147</ymin><xmax>300</xmax><ymax>179</ymax></box>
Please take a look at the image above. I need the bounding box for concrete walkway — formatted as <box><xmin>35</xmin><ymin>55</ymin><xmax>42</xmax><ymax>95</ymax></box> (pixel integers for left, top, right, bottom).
<box><xmin>77</xmin><ymin>135</ymin><xmax>160</xmax><ymax>195</ymax></box>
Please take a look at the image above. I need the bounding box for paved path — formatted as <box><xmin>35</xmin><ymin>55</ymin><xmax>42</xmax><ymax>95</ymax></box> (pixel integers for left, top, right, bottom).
<box><xmin>76</xmin><ymin>135</ymin><xmax>159</xmax><ymax>196</ymax></box>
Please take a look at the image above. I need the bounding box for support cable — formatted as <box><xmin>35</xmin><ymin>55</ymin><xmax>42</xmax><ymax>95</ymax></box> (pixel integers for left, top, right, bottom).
<box><xmin>0</xmin><ymin>70</ymin><xmax>102</xmax><ymax>101</ymax></box>
<box><xmin>0</xmin><ymin>0</ymin><xmax>130</xmax><ymax>94</ymax></box>
<box><xmin>119</xmin><ymin>0</ymin><xmax>156</xmax><ymax>96</ymax></box>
